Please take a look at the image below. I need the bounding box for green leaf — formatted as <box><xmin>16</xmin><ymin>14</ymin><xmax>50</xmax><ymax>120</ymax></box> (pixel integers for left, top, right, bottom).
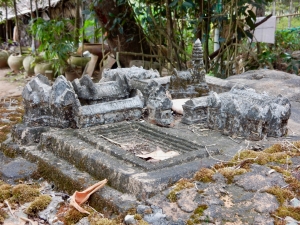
<box><xmin>245</xmin><ymin>30</ymin><xmax>253</xmax><ymax>39</ymax></box>
<box><xmin>108</xmin><ymin>12</ymin><xmax>115</xmax><ymax>17</ymax></box>
<box><xmin>169</xmin><ymin>0</ymin><xmax>179</xmax><ymax>7</ymax></box>
<box><xmin>247</xmin><ymin>10</ymin><xmax>256</xmax><ymax>21</ymax></box>
<box><xmin>182</xmin><ymin>1</ymin><xmax>194</xmax><ymax>8</ymax></box>
<box><xmin>245</xmin><ymin>16</ymin><xmax>255</xmax><ymax>30</ymax></box>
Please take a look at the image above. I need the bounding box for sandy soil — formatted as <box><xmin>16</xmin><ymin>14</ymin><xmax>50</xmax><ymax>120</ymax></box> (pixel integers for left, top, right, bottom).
<box><xmin>0</xmin><ymin>68</ymin><xmax>30</xmax><ymax>98</ymax></box>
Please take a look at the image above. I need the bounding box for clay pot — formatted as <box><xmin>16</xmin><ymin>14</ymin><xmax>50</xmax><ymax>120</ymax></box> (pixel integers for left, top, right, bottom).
<box><xmin>0</xmin><ymin>50</ymin><xmax>9</xmax><ymax>68</ymax></box>
<box><xmin>34</xmin><ymin>62</ymin><xmax>53</xmax><ymax>76</ymax></box>
<box><xmin>69</xmin><ymin>55</ymin><xmax>91</xmax><ymax>67</ymax></box>
<box><xmin>22</xmin><ymin>55</ymin><xmax>35</xmax><ymax>76</ymax></box>
<box><xmin>7</xmin><ymin>53</ymin><xmax>26</xmax><ymax>73</ymax></box>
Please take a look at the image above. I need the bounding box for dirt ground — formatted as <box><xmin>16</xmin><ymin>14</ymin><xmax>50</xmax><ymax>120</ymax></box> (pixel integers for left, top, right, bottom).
<box><xmin>0</xmin><ymin>68</ymin><xmax>30</xmax><ymax>98</ymax></box>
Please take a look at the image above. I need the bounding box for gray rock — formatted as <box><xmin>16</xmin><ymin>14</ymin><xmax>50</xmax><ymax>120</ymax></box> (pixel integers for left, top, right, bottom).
<box><xmin>290</xmin><ymin>198</ymin><xmax>300</xmax><ymax>207</ymax></box>
<box><xmin>253</xmin><ymin>215</ymin><xmax>275</xmax><ymax>225</ymax></box>
<box><xmin>234</xmin><ymin>164</ymin><xmax>287</xmax><ymax>191</ymax></box>
<box><xmin>0</xmin><ymin>157</ymin><xmax>37</xmax><ymax>183</ymax></box>
<box><xmin>75</xmin><ymin>217</ymin><xmax>90</xmax><ymax>225</ymax></box>
<box><xmin>137</xmin><ymin>205</ymin><xmax>152</xmax><ymax>215</ymax></box>
<box><xmin>177</xmin><ymin>188</ymin><xmax>198</xmax><ymax>213</ymax></box>
<box><xmin>252</xmin><ymin>192</ymin><xmax>279</xmax><ymax>213</ymax></box>
<box><xmin>143</xmin><ymin>214</ymin><xmax>168</xmax><ymax>225</ymax></box>
<box><xmin>285</xmin><ymin>216</ymin><xmax>299</xmax><ymax>225</ymax></box>
<box><xmin>124</xmin><ymin>215</ymin><xmax>137</xmax><ymax>225</ymax></box>
<box><xmin>39</xmin><ymin>195</ymin><xmax>64</xmax><ymax>223</ymax></box>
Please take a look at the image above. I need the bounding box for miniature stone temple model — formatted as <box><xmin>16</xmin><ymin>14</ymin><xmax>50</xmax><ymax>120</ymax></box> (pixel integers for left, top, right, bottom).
<box><xmin>182</xmin><ymin>86</ymin><xmax>291</xmax><ymax>140</ymax></box>
<box><xmin>169</xmin><ymin>38</ymin><xmax>209</xmax><ymax>98</ymax></box>
<box><xmin>21</xmin><ymin>65</ymin><xmax>175</xmax><ymax>128</ymax></box>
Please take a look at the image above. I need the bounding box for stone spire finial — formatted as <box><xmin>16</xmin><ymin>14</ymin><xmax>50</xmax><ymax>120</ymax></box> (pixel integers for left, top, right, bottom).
<box><xmin>190</xmin><ymin>38</ymin><xmax>206</xmax><ymax>83</ymax></box>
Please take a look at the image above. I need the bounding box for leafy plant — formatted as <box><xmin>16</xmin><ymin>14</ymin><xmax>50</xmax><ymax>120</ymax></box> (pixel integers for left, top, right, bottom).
<box><xmin>29</xmin><ymin>18</ymin><xmax>75</xmax><ymax>74</ymax></box>
<box><xmin>256</xmin><ymin>27</ymin><xmax>300</xmax><ymax>74</ymax></box>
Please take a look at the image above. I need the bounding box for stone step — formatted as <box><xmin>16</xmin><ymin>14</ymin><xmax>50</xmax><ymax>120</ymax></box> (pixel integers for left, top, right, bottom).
<box><xmin>19</xmin><ymin>145</ymin><xmax>138</xmax><ymax>214</ymax></box>
<box><xmin>32</xmin><ymin>121</ymin><xmax>219</xmax><ymax>200</ymax></box>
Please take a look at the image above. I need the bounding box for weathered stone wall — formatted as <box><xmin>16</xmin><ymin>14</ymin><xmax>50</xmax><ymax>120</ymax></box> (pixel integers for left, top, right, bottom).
<box><xmin>74</xmin><ymin>90</ymin><xmax>144</xmax><ymax>128</ymax></box>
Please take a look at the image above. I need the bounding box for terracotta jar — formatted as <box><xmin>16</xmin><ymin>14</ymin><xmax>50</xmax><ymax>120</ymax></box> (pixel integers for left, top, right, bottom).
<box><xmin>0</xmin><ymin>51</ymin><xmax>9</xmax><ymax>68</ymax></box>
<box><xmin>22</xmin><ymin>55</ymin><xmax>35</xmax><ymax>76</ymax></box>
<box><xmin>7</xmin><ymin>53</ymin><xmax>26</xmax><ymax>73</ymax></box>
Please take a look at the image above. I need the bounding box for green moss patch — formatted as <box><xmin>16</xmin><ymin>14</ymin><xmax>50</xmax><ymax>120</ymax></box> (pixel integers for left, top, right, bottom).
<box><xmin>193</xmin><ymin>168</ymin><xmax>215</xmax><ymax>183</ymax></box>
<box><xmin>167</xmin><ymin>178</ymin><xmax>194</xmax><ymax>202</ymax></box>
<box><xmin>10</xmin><ymin>184</ymin><xmax>40</xmax><ymax>204</ymax></box>
<box><xmin>186</xmin><ymin>205</ymin><xmax>208</xmax><ymax>225</ymax></box>
<box><xmin>25</xmin><ymin>195</ymin><xmax>52</xmax><ymax>216</ymax></box>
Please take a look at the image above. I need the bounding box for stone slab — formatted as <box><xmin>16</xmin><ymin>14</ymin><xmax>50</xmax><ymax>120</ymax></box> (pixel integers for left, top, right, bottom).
<box><xmin>28</xmin><ymin>121</ymin><xmax>219</xmax><ymax>199</ymax></box>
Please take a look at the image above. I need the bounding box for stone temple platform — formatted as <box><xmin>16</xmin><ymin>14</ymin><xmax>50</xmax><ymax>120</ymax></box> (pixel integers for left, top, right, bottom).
<box><xmin>4</xmin><ymin>69</ymin><xmax>300</xmax><ymax>215</ymax></box>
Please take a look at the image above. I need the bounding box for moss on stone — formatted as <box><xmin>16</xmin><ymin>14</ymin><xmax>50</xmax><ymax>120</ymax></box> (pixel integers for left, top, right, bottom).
<box><xmin>64</xmin><ymin>207</ymin><xmax>88</xmax><ymax>225</ymax></box>
<box><xmin>193</xmin><ymin>168</ymin><xmax>215</xmax><ymax>183</ymax></box>
<box><xmin>10</xmin><ymin>184</ymin><xmax>40</xmax><ymax>204</ymax></box>
<box><xmin>274</xmin><ymin>206</ymin><xmax>300</xmax><ymax>222</ymax></box>
<box><xmin>231</xmin><ymin>149</ymin><xmax>292</xmax><ymax>166</ymax></box>
<box><xmin>217</xmin><ymin>167</ymin><xmax>248</xmax><ymax>184</ymax></box>
<box><xmin>167</xmin><ymin>178</ymin><xmax>194</xmax><ymax>202</ymax></box>
<box><xmin>0</xmin><ymin>183</ymin><xmax>12</xmax><ymax>202</ymax></box>
<box><xmin>25</xmin><ymin>195</ymin><xmax>52</xmax><ymax>216</ymax></box>
<box><xmin>186</xmin><ymin>205</ymin><xmax>208</xmax><ymax>225</ymax></box>
<box><xmin>285</xmin><ymin>176</ymin><xmax>300</xmax><ymax>196</ymax></box>
<box><xmin>266</xmin><ymin>186</ymin><xmax>295</xmax><ymax>205</ymax></box>
<box><xmin>88</xmin><ymin>212</ymin><xmax>120</xmax><ymax>225</ymax></box>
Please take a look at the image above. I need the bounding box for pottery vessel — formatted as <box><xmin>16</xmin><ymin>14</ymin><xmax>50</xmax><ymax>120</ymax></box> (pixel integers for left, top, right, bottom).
<box><xmin>69</xmin><ymin>55</ymin><xmax>91</xmax><ymax>67</ymax></box>
<box><xmin>34</xmin><ymin>62</ymin><xmax>53</xmax><ymax>76</ymax></box>
<box><xmin>0</xmin><ymin>51</ymin><xmax>9</xmax><ymax>68</ymax></box>
<box><xmin>23</xmin><ymin>55</ymin><xmax>35</xmax><ymax>76</ymax></box>
<box><xmin>7</xmin><ymin>53</ymin><xmax>26</xmax><ymax>73</ymax></box>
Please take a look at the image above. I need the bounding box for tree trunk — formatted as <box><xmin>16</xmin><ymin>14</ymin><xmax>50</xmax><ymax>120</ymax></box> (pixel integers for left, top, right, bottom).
<box><xmin>74</xmin><ymin>0</ymin><xmax>81</xmax><ymax>49</ymax></box>
<box><xmin>5</xmin><ymin>2</ymin><xmax>9</xmax><ymax>41</ymax></box>
<box><xmin>13</xmin><ymin>0</ymin><xmax>22</xmax><ymax>54</ymax></box>
<box><xmin>92</xmin><ymin>1</ymin><xmax>151</xmax><ymax>67</ymax></box>
<box><xmin>48</xmin><ymin>0</ymin><xmax>51</xmax><ymax>19</ymax></box>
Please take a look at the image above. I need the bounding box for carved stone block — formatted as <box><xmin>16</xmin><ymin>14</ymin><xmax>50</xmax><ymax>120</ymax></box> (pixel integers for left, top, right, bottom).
<box><xmin>72</xmin><ymin>74</ymin><xmax>129</xmax><ymax>104</ymax></box>
<box><xmin>74</xmin><ymin>90</ymin><xmax>144</xmax><ymax>128</ymax></box>
<box><xmin>22</xmin><ymin>74</ymin><xmax>78</xmax><ymax>128</ymax></box>
<box><xmin>101</xmin><ymin>66</ymin><xmax>160</xmax><ymax>83</ymax></box>
<box><xmin>147</xmin><ymin>86</ymin><xmax>174</xmax><ymax>126</ymax></box>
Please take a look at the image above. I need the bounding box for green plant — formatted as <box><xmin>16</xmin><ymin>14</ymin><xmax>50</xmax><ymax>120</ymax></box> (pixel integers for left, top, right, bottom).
<box><xmin>29</xmin><ymin>18</ymin><xmax>75</xmax><ymax>75</ymax></box>
<box><xmin>256</xmin><ymin>27</ymin><xmax>300</xmax><ymax>74</ymax></box>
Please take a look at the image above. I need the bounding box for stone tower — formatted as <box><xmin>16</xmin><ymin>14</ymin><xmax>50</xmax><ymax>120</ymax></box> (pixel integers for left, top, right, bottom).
<box><xmin>190</xmin><ymin>38</ymin><xmax>206</xmax><ymax>83</ymax></box>
<box><xmin>169</xmin><ymin>38</ymin><xmax>209</xmax><ymax>98</ymax></box>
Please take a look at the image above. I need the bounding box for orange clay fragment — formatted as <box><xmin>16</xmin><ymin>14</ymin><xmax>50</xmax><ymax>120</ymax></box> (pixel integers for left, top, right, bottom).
<box><xmin>70</xmin><ymin>179</ymin><xmax>108</xmax><ymax>214</ymax></box>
